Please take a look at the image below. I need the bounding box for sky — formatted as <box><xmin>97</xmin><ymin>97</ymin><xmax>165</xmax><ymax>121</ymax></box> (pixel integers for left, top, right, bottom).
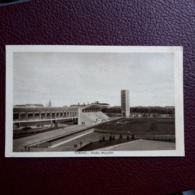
<box><xmin>13</xmin><ymin>52</ymin><xmax>174</xmax><ymax>107</ymax></box>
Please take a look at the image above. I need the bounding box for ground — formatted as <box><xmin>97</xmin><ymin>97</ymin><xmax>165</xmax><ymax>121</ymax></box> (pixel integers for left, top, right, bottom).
<box><xmin>13</xmin><ymin>117</ymin><xmax>175</xmax><ymax>152</ymax></box>
<box><xmin>47</xmin><ymin>117</ymin><xmax>175</xmax><ymax>151</ymax></box>
<box><xmin>96</xmin><ymin>117</ymin><xmax>175</xmax><ymax>135</ymax></box>
<box><xmin>99</xmin><ymin>139</ymin><xmax>175</xmax><ymax>151</ymax></box>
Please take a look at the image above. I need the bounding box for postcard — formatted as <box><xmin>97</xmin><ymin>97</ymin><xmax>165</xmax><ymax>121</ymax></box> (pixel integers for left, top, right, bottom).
<box><xmin>5</xmin><ymin>46</ymin><xmax>184</xmax><ymax>157</ymax></box>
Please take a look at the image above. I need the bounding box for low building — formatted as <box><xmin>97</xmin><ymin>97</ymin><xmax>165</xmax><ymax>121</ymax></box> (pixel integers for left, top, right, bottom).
<box><xmin>13</xmin><ymin>102</ymin><xmax>110</xmax><ymax>128</ymax></box>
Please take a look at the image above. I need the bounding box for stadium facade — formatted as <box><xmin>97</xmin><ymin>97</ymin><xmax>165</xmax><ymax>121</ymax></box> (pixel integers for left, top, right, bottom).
<box><xmin>13</xmin><ymin>102</ymin><xmax>110</xmax><ymax>129</ymax></box>
<box><xmin>13</xmin><ymin>90</ymin><xmax>132</xmax><ymax>129</ymax></box>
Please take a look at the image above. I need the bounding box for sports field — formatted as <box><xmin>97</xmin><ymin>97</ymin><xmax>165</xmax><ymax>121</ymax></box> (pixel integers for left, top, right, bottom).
<box><xmin>95</xmin><ymin>117</ymin><xmax>175</xmax><ymax>136</ymax></box>
<box><xmin>49</xmin><ymin>117</ymin><xmax>175</xmax><ymax>151</ymax></box>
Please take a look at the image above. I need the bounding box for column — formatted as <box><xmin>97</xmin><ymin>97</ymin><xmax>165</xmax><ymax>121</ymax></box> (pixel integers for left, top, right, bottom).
<box><xmin>18</xmin><ymin>113</ymin><xmax>21</xmax><ymax>121</ymax></box>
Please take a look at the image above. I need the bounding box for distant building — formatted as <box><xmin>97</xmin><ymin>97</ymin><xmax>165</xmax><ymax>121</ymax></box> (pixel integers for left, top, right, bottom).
<box><xmin>14</xmin><ymin>104</ymin><xmax>44</xmax><ymax>108</ymax></box>
<box><xmin>121</xmin><ymin>90</ymin><xmax>130</xmax><ymax>118</ymax></box>
<box><xmin>70</xmin><ymin>102</ymin><xmax>110</xmax><ymax>108</ymax></box>
<box><xmin>48</xmin><ymin>100</ymin><xmax>52</xmax><ymax>107</ymax></box>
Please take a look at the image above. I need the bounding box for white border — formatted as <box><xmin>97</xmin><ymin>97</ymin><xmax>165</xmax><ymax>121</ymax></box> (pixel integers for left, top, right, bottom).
<box><xmin>5</xmin><ymin>46</ymin><xmax>184</xmax><ymax>157</ymax></box>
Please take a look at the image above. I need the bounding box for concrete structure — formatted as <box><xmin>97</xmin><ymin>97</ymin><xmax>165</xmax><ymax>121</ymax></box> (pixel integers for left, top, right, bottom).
<box><xmin>13</xmin><ymin>125</ymin><xmax>94</xmax><ymax>152</ymax></box>
<box><xmin>121</xmin><ymin>90</ymin><xmax>130</xmax><ymax>117</ymax></box>
<box><xmin>13</xmin><ymin>106</ymin><xmax>79</xmax><ymax>129</ymax></box>
<box><xmin>13</xmin><ymin>102</ymin><xmax>110</xmax><ymax>128</ymax></box>
<box><xmin>80</xmin><ymin>111</ymin><xmax>110</xmax><ymax>125</ymax></box>
<box><xmin>77</xmin><ymin>102</ymin><xmax>110</xmax><ymax>125</ymax></box>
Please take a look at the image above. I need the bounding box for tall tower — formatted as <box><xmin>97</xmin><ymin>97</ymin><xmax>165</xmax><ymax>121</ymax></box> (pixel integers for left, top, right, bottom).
<box><xmin>121</xmin><ymin>90</ymin><xmax>130</xmax><ymax>118</ymax></box>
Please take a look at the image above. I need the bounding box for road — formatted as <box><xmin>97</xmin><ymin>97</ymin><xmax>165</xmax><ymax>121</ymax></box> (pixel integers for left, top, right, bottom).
<box><xmin>13</xmin><ymin>125</ymin><xmax>92</xmax><ymax>152</ymax></box>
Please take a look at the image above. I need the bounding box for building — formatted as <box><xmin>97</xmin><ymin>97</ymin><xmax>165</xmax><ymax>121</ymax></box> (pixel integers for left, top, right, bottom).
<box><xmin>121</xmin><ymin>90</ymin><xmax>130</xmax><ymax>118</ymax></box>
<box><xmin>48</xmin><ymin>100</ymin><xmax>52</xmax><ymax>107</ymax></box>
<box><xmin>14</xmin><ymin>104</ymin><xmax>44</xmax><ymax>108</ymax></box>
<box><xmin>13</xmin><ymin>102</ymin><xmax>110</xmax><ymax>129</ymax></box>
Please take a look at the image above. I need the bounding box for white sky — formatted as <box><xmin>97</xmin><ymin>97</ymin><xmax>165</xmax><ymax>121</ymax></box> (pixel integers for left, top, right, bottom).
<box><xmin>13</xmin><ymin>52</ymin><xmax>174</xmax><ymax>107</ymax></box>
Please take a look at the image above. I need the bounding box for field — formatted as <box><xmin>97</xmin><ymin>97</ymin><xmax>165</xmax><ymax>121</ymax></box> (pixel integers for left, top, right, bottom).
<box><xmin>96</xmin><ymin>118</ymin><xmax>175</xmax><ymax>136</ymax></box>
<box><xmin>48</xmin><ymin>117</ymin><xmax>175</xmax><ymax>151</ymax></box>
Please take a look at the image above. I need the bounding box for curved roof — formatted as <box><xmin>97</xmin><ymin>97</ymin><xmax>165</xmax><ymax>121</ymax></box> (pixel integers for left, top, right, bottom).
<box><xmin>81</xmin><ymin>103</ymin><xmax>110</xmax><ymax>111</ymax></box>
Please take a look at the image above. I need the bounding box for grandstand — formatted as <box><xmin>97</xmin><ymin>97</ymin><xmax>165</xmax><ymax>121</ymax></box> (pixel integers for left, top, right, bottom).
<box><xmin>13</xmin><ymin>101</ymin><xmax>110</xmax><ymax>129</ymax></box>
<box><xmin>80</xmin><ymin>111</ymin><xmax>110</xmax><ymax>125</ymax></box>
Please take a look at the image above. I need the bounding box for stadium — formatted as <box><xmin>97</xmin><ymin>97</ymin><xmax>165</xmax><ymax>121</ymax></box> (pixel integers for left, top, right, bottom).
<box><xmin>13</xmin><ymin>90</ymin><xmax>175</xmax><ymax>152</ymax></box>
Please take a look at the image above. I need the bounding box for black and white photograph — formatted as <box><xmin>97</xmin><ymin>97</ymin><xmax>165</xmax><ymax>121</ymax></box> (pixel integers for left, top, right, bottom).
<box><xmin>5</xmin><ymin>46</ymin><xmax>184</xmax><ymax>157</ymax></box>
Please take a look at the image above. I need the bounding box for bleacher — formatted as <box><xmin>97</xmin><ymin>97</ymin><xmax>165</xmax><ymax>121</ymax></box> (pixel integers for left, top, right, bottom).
<box><xmin>80</xmin><ymin>111</ymin><xmax>110</xmax><ymax>125</ymax></box>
